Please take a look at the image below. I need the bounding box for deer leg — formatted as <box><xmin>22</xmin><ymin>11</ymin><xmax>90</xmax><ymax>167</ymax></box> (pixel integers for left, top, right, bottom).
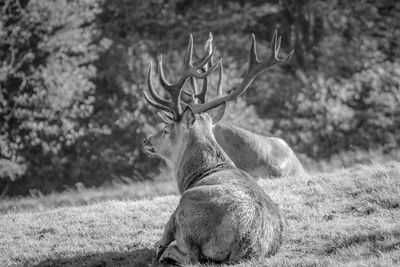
<box><xmin>154</xmin><ymin>209</ymin><xmax>177</xmax><ymax>261</ymax></box>
<box><xmin>159</xmin><ymin>242</ymin><xmax>188</xmax><ymax>265</ymax></box>
<box><xmin>184</xmin><ymin>237</ymin><xmax>201</xmax><ymax>263</ymax></box>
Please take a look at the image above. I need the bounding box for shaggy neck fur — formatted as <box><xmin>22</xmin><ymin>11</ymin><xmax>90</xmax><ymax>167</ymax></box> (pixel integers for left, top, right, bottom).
<box><xmin>174</xmin><ymin>124</ymin><xmax>234</xmax><ymax>193</ymax></box>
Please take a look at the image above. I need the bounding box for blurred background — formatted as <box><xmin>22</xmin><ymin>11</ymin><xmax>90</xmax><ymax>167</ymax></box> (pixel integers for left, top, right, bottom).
<box><xmin>1</xmin><ymin>0</ymin><xmax>400</xmax><ymax>198</ymax></box>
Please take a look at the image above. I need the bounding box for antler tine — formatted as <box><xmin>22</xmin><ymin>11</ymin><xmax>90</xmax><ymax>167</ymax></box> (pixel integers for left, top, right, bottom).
<box><xmin>197</xmin><ymin>36</ymin><xmax>217</xmax><ymax>102</ymax></box>
<box><xmin>188</xmin><ymin>76</ymin><xmax>200</xmax><ymax>104</ymax></box>
<box><xmin>147</xmin><ymin>64</ymin><xmax>170</xmax><ymax>107</ymax></box>
<box><xmin>182</xmin><ymin>33</ymin><xmax>216</xmax><ymax>104</ymax></box>
<box><xmin>144</xmin><ymin>63</ymin><xmax>176</xmax><ymax>115</ymax></box>
<box><xmin>183</xmin><ymin>34</ymin><xmax>194</xmax><ymax>67</ymax></box>
<box><xmin>192</xmin><ymin>32</ymin><xmax>214</xmax><ymax>66</ymax></box>
<box><xmin>216</xmin><ymin>62</ymin><xmax>223</xmax><ymax>97</ymax></box>
<box><xmin>275</xmin><ymin>34</ymin><xmax>282</xmax><ymax>55</ymax></box>
<box><xmin>270</xmin><ymin>29</ymin><xmax>278</xmax><ymax>58</ymax></box>
<box><xmin>205</xmin><ymin>32</ymin><xmax>213</xmax><ymax>53</ymax></box>
<box><xmin>197</xmin><ymin>74</ymin><xmax>208</xmax><ymax>103</ymax></box>
<box><xmin>158</xmin><ymin>55</ymin><xmax>173</xmax><ymax>90</ymax></box>
<box><xmin>189</xmin><ymin>29</ymin><xmax>294</xmax><ymax>114</ymax></box>
<box><xmin>189</xmin><ymin>77</ymin><xmax>198</xmax><ymax>96</ymax></box>
<box><xmin>157</xmin><ymin>111</ymin><xmax>174</xmax><ymax>124</ymax></box>
<box><xmin>144</xmin><ymin>90</ymin><xmax>173</xmax><ymax>114</ymax></box>
<box><xmin>249</xmin><ymin>33</ymin><xmax>260</xmax><ymax>69</ymax></box>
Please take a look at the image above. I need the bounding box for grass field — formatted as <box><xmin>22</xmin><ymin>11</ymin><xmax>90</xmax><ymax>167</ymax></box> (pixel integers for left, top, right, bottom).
<box><xmin>3</xmin><ymin>148</ymin><xmax>399</xmax><ymax>215</ymax></box>
<box><xmin>0</xmin><ymin>179</ymin><xmax>178</xmax><ymax>214</ymax></box>
<box><xmin>1</xmin><ymin>162</ymin><xmax>400</xmax><ymax>266</ymax></box>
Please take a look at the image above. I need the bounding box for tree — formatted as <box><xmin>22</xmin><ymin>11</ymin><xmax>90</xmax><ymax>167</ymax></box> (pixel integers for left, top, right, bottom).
<box><xmin>1</xmin><ymin>0</ymin><xmax>399</xmax><ymax>196</ymax></box>
<box><xmin>0</xmin><ymin>0</ymin><xmax>102</xmax><ymax>195</ymax></box>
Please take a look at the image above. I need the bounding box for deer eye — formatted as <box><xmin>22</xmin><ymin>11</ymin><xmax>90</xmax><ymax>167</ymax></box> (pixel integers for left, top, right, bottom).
<box><xmin>162</xmin><ymin>128</ymin><xmax>170</xmax><ymax>135</ymax></box>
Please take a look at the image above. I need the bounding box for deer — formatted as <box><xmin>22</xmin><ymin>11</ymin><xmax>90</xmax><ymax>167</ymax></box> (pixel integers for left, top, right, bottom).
<box><xmin>143</xmin><ymin>31</ymin><xmax>289</xmax><ymax>265</ymax></box>
<box><xmin>151</xmin><ymin>31</ymin><xmax>305</xmax><ymax>179</ymax></box>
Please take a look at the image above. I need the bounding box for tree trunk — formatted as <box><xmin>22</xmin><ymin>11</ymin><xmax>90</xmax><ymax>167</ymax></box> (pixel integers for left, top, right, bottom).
<box><xmin>0</xmin><ymin>180</ymin><xmax>10</xmax><ymax>198</ymax></box>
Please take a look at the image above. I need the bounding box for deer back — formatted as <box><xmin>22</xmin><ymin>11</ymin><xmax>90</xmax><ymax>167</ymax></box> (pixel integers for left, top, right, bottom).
<box><xmin>213</xmin><ymin>122</ymin><xmax>305</xmax><ymax>178</ymax></box>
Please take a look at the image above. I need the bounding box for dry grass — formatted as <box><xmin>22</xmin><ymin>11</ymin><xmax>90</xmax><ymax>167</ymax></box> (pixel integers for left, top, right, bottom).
<box><xmin>1</xmin><ymin>162</ymin><xmax>400</xmax><ymax>267</ymax></box>
<box><xmin>0</xmin><ymin>179</ymin><xmax>178</xmax><ymax>214</ymax></box>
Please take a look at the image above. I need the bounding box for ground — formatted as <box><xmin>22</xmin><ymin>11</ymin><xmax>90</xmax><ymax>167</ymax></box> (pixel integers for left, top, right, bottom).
<box><xmin>1</xmin><ymin>162</ymin><xmax>400</xmax><ymax>267</ymax></box>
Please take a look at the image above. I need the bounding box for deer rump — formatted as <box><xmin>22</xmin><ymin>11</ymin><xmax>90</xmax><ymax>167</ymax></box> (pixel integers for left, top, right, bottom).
<box><xmin>168</xmin><ymin>168</ymin><xmax>282</xmax><ymax>263</ymax></box>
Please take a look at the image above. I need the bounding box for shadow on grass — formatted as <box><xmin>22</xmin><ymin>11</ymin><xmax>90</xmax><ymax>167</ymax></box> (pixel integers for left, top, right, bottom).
<box><xmin>33</xmin><ymin>248</ymin><xmax>170</xmax><ymax>267</ymax></box>
<box><xmin>324</xmin><ymin>230</ymin><xmax>400</xmax><ymax>255</ymax></box>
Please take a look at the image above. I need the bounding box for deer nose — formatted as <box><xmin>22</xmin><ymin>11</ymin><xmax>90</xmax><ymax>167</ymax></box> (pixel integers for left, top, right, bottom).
<box><xmin>143</xmin><ymin>137</ymin><xmax>151</xmax><ymax>146</ymax></box>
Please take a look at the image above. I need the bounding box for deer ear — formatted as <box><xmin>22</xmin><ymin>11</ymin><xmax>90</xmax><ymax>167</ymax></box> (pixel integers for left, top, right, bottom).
<box><xmin>207</xmin><ymin>102</ymin><xmax>226</xmax><ymax>125</ymax></box>
<box><xmin>181</xmin><ymin>106</ymin><xmax>195</xmax><ymax>130</ymax></box>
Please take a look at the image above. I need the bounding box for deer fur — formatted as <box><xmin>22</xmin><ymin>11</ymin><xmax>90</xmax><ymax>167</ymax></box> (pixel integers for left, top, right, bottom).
<box><xmin>147</xmin><ymin>107</ymin><xmax>283</xmax><ymax>265</ymax></box>
<box><xmin>213</xmin><ymin>121</ymin><xmax>305</xmax><ymax>178</ymax></box>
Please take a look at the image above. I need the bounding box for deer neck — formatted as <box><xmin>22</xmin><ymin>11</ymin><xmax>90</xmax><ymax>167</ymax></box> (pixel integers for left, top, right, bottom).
<box><xmin>174</xmin><ymin>130</ymin><xmax>233</xmax><ymax>193</ymax></box>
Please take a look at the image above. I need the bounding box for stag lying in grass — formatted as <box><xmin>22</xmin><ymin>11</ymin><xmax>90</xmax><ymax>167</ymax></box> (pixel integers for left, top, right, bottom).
<box><xmin>148</xmin><ymin>31</ymin><xmax>305</xmax><ymax>179</ymax></box>
<box><xmin>143</xmin><ymin>33</ymin><xmax>284</xmax><ymax>264</ymax></box>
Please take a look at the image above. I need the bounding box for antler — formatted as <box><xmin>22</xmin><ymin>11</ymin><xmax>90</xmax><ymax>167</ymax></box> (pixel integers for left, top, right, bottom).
<box><xmin>144</xmin><ymin>34</ymin><xmax>221</xmax><ymax>120</ymax></box>
<box><xmin>186</xmin><ymin>58</ymin><xmax>223</xmax><ymax>104</ymax></box>
<box><xmin>188</xmin><ymin>29</ymin><xmax>294</xmax><ymax>113</ymax></box>
<box><xmin>181</xmin><ymin>32</ymin><xmax>215</xmax><ymax>104</ymax></box>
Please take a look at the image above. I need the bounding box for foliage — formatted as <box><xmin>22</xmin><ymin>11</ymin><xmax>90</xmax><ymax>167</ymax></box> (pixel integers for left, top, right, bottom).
<box><xmin>0</xmin><ymin>159</ymin><xmax>25</xmax><ymax>181</ymax></box>
<box><xmin>247</xmin><ymin>0</ymin><xmax>400</xmax><ymax>157</ymax></box>
<box><xmin>0</xmin><ymin>0</ymin><xmax>103</xmax><ymax>194</ymax></box>
<box><xmin>0</xmin><ymin>0</ymin><xmax>159</xmax><ymax>195</ymax></box>
<box><xmin>0</xmin><ymin>158</ymin><xmax>25</xmax><ymax>197</ymax></box>
<box><xmin>1</xmin><ymin>0</ymin><xmax>400</xmax><ymax>196</ymax></box>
